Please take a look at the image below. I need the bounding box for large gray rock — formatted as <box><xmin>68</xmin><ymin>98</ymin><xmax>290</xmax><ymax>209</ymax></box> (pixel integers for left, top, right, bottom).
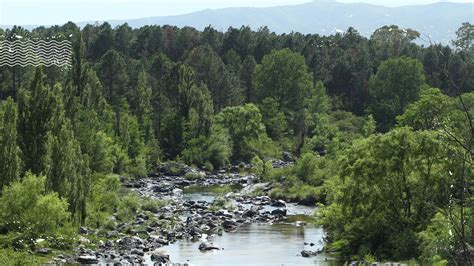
<box><xmin>271</xmin><ymin>199</ymin><xmax>286</xmax><ymax>207</ymax></box>
<box><xmin>36</xmin><ymin>248</ymin><xmax>51</xmax><ymax>255</ymax></box>
<box><xmin>77</xmin><ymin>254</ymin><xmax>98</xmax><ymax>264</ymax></box>
<box><xmin>150</xmin><ymin>251</ymin><xmax>170</xmax><ymax>263</ymax></box>
<box><xmin>243</xmin><ymin>205</ymin><xmax>260</xmax><ymax>218</ymax></box>
<box><xmin>301</xmin><ymin>249</ymin><xmax>322</xmax><ymax>257</ymax></box>
<box><xmin>222</xmin><ymin>219</ymin><xmax>238</xmax><ymax>230</ymax></box>
<box><xmin>282</xmin><ymin>151</ymin><xmax>295</xmax><ymax>162</ymax></box>
<box><xmin>271</xmin><ymin>208</ymin><xmax>287</xmax><ymax>216</ymax></box>
<box><xmin>198</xmin><ymin>241</ymin><xmax>220</xmax><ymax>251</ymax></box>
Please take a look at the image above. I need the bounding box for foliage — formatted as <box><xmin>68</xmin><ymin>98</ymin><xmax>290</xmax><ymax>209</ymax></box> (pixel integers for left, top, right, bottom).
<box><xmin>0</xmin><ymin>22</ymin><xmax>472</xmax><ymax>263</ymax></box>
<box><xmin>418</xmin><ymin>212</ymin><xmax>455</xmax><ymax>264</ymax></box>
<box><xmin>209</xmin><ymin>196</ymin><xmax>236</xmax><ymax>212</ymax></box>
<box><xmin>253</xmin><ymin>48</ymin><xmax>314</xmax><ymax>153</ymax></box>
<box><xmin>368</xmin><ymin>57</ymin><xmax>426</xmax><ymax>131</ymax></box>
<box><xmin>86</xmin><ymin>173</ymin><xmax>121</xmax><ymax>228</ymax></box>
<box><xmin>0</xmin><ymin>97</ymin><xmax>21</xmax><ymax>191</ymax></box>
<box><xmin>0</xmin><ymin>173</ymin><xmax>73</xmax><ymax>239</ymax></box>
<box><xmin>0</xmin><ymin>249</ymin><xmax>50</xmax><ymax>265</ymax></box>
<box><xmin>215</xmin><ymin>103</ymin><xmax>268</xmax><ymax>162</ymax></box>
<box><xmin>319</xmin><ymin>128</ymin><xmax>450</xmax><ymax>260</ymax></box>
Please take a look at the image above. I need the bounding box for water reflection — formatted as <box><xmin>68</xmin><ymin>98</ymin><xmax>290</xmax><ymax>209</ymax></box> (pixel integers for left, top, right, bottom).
<box><xmin>157</xmin><ymin>222</ymin><xmax>340</xmax><ymax>266</ymax></box>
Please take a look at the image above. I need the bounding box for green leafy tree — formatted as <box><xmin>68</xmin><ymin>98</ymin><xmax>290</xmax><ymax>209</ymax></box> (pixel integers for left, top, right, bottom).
<box><xmin>453</xmin><ymin>22</ymin><xmax>473</xmax><ymax>52</ymax></box>
<box><xmin>253</xmin><ymin>48</ymin><xmax>314</xmax><ymax>154</ymax></box>
<box><xmin>0</xmin><ymin>173</ymin><xmax>72</xmax><ymax>237</ymax></box>
<box><xmin>397</xmin><ymin>87</ymin><xmax>453</xmax><ymax>130</ymax></box>
<box><xmin>215</xmin><ymin>103</ymin><xmax>267</xmax><ymax>162</ymax></box>
<box><xmin>17</xmin><ymin>68</ymin><xmax>57</xmax><ymax>175</ymax></box>
<box><xmin>319</xmin><ymin>128</ymin><xmax>450</xmax><ymax>260</ymax></box>
<box><xmin>185</xmin><ymin>45</ymin><xmax>243</xmax><ymax>110</ymax></box>
<box><xmin>368</xmin><ymin>57</ymin><xmax>426</xmax><ymax>132</ymax></box>
<box><xmin>370</xmin><ymin>25</ymin><xmax>420</xmax><ymax>61</ymax></box>
<box><xmin>0</xmin><ymin>97</ymin><xmax>21</xmax><ymax>191</ymax></box>
<box><xmin>241</xmin><ymin>55</ymin><xmax>257</xmax><ymax>102</ymax></box>
<box><xmin>97</xmin><ymin>49</ymin><xmax>129</xmax><ymax>135</ymax></box>
<box><xmin>134</xmin><ymin>71</ymin><xmax>155</xmax><ymax>143</ymax></box>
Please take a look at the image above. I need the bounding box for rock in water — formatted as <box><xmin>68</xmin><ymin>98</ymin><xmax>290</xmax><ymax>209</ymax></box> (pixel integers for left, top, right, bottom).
<box><xmin>150</xmin><ymin>251</ymin><xmax>170</xmax><ymax>263</ymax></box>
<box><xmin>243</xmin><ymin>205</ymin><xmax>260</xmax><ymax>218</ymax></box>
<box><xmin>222</xmin><ymin>219</ymin><xmax>238</xmax><ymax>229</ymax></box>
<box><xmin>271</xmin><ymin>208</ymin><xmax>287</xmax><ymax>216</ymax></box>
<box><xmin>198</xmin><ymin>241</ymin><xmax>220</xmax><ymax>251</ymax></box>
<box><xmin>77</xmin><ymin>254</ymin><xmax>98</xmax><ymax>264</ymax></box>
<box><xmin>271</xmin><ymin>199</ymin><xmax>286</xmax><ymax>207</ymax></box>
<box><xmin>301</xmin><ymin>250</ymin><xmax>315</xmax><ymax>257</ymax></box>
<box><xmin>301</xmin><ymin>249</ymin><xmax>323</xmax><ymax>257</ymax></box>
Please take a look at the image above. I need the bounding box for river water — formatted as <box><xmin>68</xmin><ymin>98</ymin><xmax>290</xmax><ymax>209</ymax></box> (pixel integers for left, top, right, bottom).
<box><xmin>152</xmin><ymin>190</ymin><xmax>340</xmax><ymax>266</ymax></box>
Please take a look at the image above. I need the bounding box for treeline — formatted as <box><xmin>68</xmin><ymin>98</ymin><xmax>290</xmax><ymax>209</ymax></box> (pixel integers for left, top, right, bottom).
<box><xmin>0</xmin><ymin>22</ymin><xmax>472</xmax><ymax>263</ymax></box>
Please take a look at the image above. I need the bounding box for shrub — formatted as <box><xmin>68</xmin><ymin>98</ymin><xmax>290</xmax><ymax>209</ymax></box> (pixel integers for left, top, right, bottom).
<box><xmin>209</xmin><ymin>196</ymin><xmax>236</xmax><ymax>212</ymax></box>
<box><xmin>86</xmin><ymin>174</ymin><xmax>121</xmax><ymax>228</ymax></box>
<box><xmin>0</xmin><ymin>249</ymin><xmax>49</xmax><ymax>265</ymax></box>
<box><xmin>116</xmin><ymin>193</ymin><xmax>141</xmax><ymax>222</ymax></box>
<box><xmin>418</xmin><ymin>212</ymin><xmax>455</xmax><ymax>264</ymax></box>
<box><xmin>141</xmin><ymin>197</ymin><xmax>168</xmax><ymax>213</ymax></box>
<box><xmin>0</xmin><ymin>173</ymin><xmax>72</xmax><ymax>238</ymax></box>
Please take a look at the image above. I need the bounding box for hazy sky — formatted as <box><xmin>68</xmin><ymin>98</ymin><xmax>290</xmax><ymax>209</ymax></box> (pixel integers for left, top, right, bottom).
<box><xmin>1</xmin><ymin>0</ymin><xmax>473</xmax><ymax>25</ymax></box>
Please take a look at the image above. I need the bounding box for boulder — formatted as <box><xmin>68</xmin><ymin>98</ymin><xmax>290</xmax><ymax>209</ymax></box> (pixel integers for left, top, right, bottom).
<box><xmin>243</xmin><ymin>205</ymin><xmax>260</xmax><ymax>218</ymax></box>
<box><xmin>282</xmin><ymin>151</ymin><xmax>295</xmax><ymax>162</ymax></box>
<box><xmin>79</xmin><ymin>227</ymin><xmax>89</xmax><ymax>235</ymax></box>
<box><xmin>301</xmin><ymin>249</ymin><xmax>322</xmax><ymax>257</ymax></box>
<box><xmin>198</xmin><ymin>241</ymin><xmax>220</xmax><ymax>251</ymax></box>
<box><xmin>271</xmin><ymin>208</ymin><xmax>287</xmax><ymax>216</ymax></box>
<box><xmin>131</xmin><ymin>249</ymin><xmax>144</xmax><ymax>256</ymax></box>
<box><xmin>150</xmin><ymin>251</ymin><xmax>170</xmax><ymax>263</ymax></box>
<box><xmin>271</xmin><ymin>200</ymin><xmax>286</xmax><ymax>207</ymax></box>
<box><xmin>77</xmin><ymin>254</ymin><xmax>99</xmax><ymax>264</ymax></box>
<box><xmin>222</xmin><ymin>219</ymin><xmax>238</xmax><ymax>230</ymax></box>
<box><xmin>36</xmin><ymin>248</ymin><xmax>51</xmax><ymax>255</ymax></box>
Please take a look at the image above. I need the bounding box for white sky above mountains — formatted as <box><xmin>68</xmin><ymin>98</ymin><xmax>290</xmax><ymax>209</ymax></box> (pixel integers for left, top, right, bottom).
<box><xmin>1</xmin><ymin>0</ymin><xmax>473</xmax><ymax>25</ymax></box>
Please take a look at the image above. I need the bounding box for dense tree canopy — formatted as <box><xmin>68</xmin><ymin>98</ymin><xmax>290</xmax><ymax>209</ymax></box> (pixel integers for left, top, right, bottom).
<box><xmin>0</xmin><ymin>21</ymin><xmax>472</xmax><ymax>265</ymax></box>
<box><xmin>368</xmin><ymin>57</ymin><xmax>426</xmax><ymax>131</ymax></box>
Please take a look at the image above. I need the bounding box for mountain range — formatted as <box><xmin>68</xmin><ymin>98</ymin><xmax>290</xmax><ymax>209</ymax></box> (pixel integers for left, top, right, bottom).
<box><xmin>5</xmin><ymin>0</ymin><xmax>474</xmax><ymax>44</ymax></box>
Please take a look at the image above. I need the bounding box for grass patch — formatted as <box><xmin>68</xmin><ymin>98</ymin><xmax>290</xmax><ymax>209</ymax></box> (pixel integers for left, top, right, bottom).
<box><xmin>209</xmin><ymin>196</ymin><xmax>236</xmax><ymax>212</ymax></box>
<box><xmin>183</xmin><ymin>184</ymin><xmax>241</xmax><ymax>194</ymax></box>
<box><xmin>0</xmin><ymin>248</ymin><xmax>51</xmax><ymax>265</ymax></box>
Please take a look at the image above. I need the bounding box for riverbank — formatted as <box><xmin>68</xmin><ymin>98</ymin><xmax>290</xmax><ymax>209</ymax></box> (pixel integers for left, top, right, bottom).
<box><xmin>48</xmin><ymin>161</ymin><xmax>336</xmax><ymax>265</ymax></box>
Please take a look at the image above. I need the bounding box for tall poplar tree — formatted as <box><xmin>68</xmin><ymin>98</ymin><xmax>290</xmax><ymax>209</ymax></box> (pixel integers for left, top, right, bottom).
<box><xmin>0</xmin><ymin>97</ymin><xmax>21</xmax><ymax>191</ymax></box>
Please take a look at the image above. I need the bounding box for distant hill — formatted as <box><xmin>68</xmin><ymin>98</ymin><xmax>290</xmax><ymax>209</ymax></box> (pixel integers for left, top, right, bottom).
<box><xmin>4</xmin><ymin>0</ymin><xmax>474</xmax><ymax>44</ymax></box>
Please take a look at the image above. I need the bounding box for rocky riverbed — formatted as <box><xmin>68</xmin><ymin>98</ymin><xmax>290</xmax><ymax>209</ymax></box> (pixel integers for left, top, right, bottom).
<box><xmin>51</xmin><ymin>161</ymin><xmax>336</xmax><ymax>265</ymax></box>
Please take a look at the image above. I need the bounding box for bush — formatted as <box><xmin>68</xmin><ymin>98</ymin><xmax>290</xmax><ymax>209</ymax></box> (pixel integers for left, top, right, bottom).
<box><xmin>203</xmin><ymin>161</ymin><xmax>214</xmax><ymax>172</ymax></box>
<box><xmin>215</xmin><ymin>104</ymin><xmax>268</xmax><ymax>163</ymax></box>
<box><xmin>418</xmin><ymin>212</ymin><xmax>455</xmax><ymax>264</ymax></box>
<box><xmin>141</xmin><ymin>197</ymin><xmax>168</xmax><ymax>213</ymax></box>
<box><xmin>209</xmin><ymin>196</ymin><xmax>236</xmax><ymax>212</ymax></box>
<box><xmin>182</xmin><ymin>125</ymin><xmax>232</xmax><ymax>170</ymax></box>
<box><xmin>293</xmin><ymin>153</ymin><xmax>323</xmax><ymax>186</ymax></box>
<box><xmin>184</xmin><ymin>170</ymin><xmax>205</xmax><ymax>180</ymax></box>
<box><xmin>116</xmin><ymin>193</ymin><xmax>141</xmax><ymax>222</ymax></box>
<box><xmin>86</xmin><ymin>174</ymin><xmax>121</xmax><ymax>228</ymax></box>
<box><xmin>0</xmin><ymin>173</ymin><xmax>72</xmax><ymax>238</ymax></box>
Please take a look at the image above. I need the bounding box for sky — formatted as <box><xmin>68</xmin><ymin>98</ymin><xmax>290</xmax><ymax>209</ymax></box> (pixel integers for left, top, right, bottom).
<box><xmin>1</xmin><ymin>0</ymin><xmax>473</xmax><ymax>25</ymax></box>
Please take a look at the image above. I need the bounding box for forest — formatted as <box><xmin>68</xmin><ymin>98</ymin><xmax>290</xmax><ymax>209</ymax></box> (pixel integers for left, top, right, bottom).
<box><xmin>0</xmin><ymin>21</ymin><xmax>472</xmax><ymax>264</ymax></box>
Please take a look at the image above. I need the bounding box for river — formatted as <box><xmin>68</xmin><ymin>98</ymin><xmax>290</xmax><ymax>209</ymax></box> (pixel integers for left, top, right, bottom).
<box><xmin>152</xmin><ymin>189</ymin><xmax>340</xmax><ymax>266</ymax></box>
